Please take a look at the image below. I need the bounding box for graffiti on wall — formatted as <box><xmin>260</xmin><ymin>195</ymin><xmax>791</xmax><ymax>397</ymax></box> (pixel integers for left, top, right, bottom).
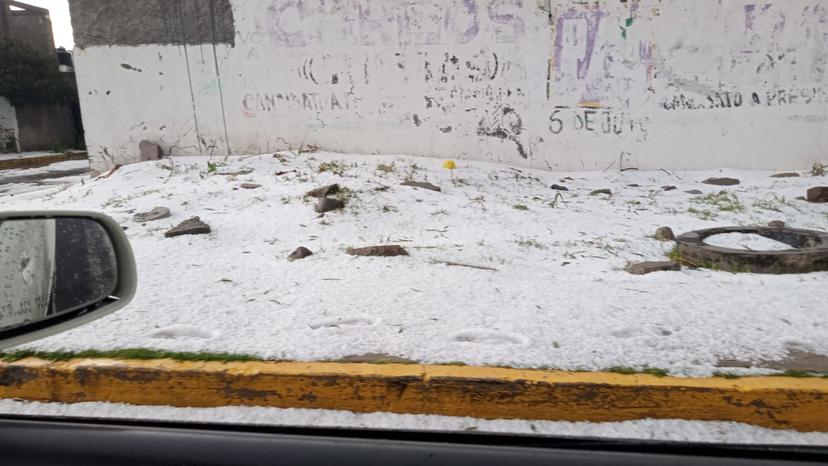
<box><xmin>231</xmin><ymin>0</ymin><xmax>826</xmax><ymax>161</ymax></box>
<box><xmin>241</xmin><ymin>0</ymin><xmax>526</xmax><ymax>49</ymax></box>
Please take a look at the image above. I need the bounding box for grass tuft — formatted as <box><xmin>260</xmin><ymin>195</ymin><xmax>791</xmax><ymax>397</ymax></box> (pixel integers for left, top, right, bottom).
<box><xmin>691</xmin><ymin>190</ymin><xmax>743</xmax><ymax>213</ymax></box>
<box><xmin>0</xmin><ymin>348</ymin><xmax>262</xmax><ymax>363</ymax></box>
<box><xmin>375</xmin><ymin>163</ymin><xmax>396</xmax><ymax>174</ymax></box>
<box><xmin>516</xmin><ymin>238</ymin><xmax>545</xmax><ymax>249</ymax></box>
<box><xmin>317</xmin><ymin>161</ymin><xmax>347</xmax><ymax>176</ymax></box>
<box><xmin>606</xmin><ymin>366</ymin><xmax>669</xmax><ymax>377</ymax></box>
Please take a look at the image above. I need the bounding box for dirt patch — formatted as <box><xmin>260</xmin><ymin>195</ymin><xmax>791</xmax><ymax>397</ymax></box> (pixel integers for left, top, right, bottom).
<box><xmin>718</xmin><ymin>350</ymin><xmax>828</xmax><ymax>373</ymax></box>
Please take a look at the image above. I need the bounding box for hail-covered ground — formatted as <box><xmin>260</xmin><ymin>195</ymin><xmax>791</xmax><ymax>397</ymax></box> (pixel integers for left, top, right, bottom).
<box><xmin>2</xmin><ymin>399</ymin><xmax>827</xmax><ymax>445</ymax></box>
<box><xmin>4</xmin><ymin>151</ymin><xmax>827</xmax><ymax>377</ymax></box>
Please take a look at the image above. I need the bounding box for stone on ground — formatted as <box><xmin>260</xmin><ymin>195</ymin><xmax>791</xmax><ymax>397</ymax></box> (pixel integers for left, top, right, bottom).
<box><xmin>806</xmin><ymin>186</ymin><xmax>828</xmax><ymax>203</ymax></box>
<box><xmin>702</xmin><ymin>177</ymin><xmax>740</xmax><ymax>186</ymax></box>
<box><xmin>654</xmin><ymin>226</ymin><xmax>675</xmax><ymax>241</ymax></box>
<box><xmin>306</xmin><ymin>184</ymin><xmax>340</xmax><ymax>198</ymax></box>
<box><xmin>133</xmin><ymin>206</ymin><xmax>170</xmax><ymax>223</ymax></box>
<box><xmin>139</xmin><ymin>140</ymin><xmax>163</xmax><ymax>161</ymax></box>
<box><xmin>400</xmin><ymin>180</ymin><xmax>441</xmax><ymax>192</ymax></box>
<box><xmin>315</xmin><ymin>197</ymin><xmax>345</xmax><ymax>213</ymax></box>
<box><xmin>625</xmin><ymin>261</ymin><xmax>681</xmax><ymax>275</ymax></box>
<box><xmin>288</xmin><ymin>246</ymin><xmax>313</xmax><ymax>261</ymax></box>
<box><xmin>347</xmin><ymin>245</ymin><xmax>409</xmax><ymax>257</ymax></box>
<box><xmin>164</xmin><ymin>216</ymin><xmax>211</xmax><ymax>237</ymax></box>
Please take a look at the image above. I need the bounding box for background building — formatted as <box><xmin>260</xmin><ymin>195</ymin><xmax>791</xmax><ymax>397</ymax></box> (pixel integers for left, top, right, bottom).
<box><xmin>1</xmin><ymin>0</ymin><xmax>80</xmax><ymax>153</ymax></box>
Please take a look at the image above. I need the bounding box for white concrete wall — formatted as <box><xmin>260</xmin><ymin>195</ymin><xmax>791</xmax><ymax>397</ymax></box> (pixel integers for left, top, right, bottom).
<box><xmin>0</xmin><ymin>97</ymin><xmax>20</xmax><ymax>153</ymax></box>
<box><xmin>74</xmin><ymin>0</ymin><xmax>828</xmax><ymax>172</ymax></box>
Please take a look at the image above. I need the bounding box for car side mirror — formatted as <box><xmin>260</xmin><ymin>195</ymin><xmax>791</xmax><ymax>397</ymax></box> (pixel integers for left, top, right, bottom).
<box><xmin>0</xmin><ymin>211</ymin><xmax>136</xmax><ymax>349</ymax></box>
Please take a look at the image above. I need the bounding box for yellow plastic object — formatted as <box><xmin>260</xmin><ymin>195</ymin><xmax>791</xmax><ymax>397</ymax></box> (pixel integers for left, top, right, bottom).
<box><xmin>442</xmin><ymin>160</ymin><xmax>456</xmax><ymax>170</ymax></box>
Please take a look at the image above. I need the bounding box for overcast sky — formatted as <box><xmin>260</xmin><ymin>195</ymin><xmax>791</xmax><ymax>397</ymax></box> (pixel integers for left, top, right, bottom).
<box><xmin>19</xmin><ymin>0</ymin><xmax>74</xmax><ymax>49</ymax></box>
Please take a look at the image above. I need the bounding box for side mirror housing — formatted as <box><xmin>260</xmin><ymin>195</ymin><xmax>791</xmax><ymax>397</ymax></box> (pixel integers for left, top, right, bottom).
<box><xmin>0</xmin><ymin>211</ymin><xmax>136</xmax><ymax>349</ymax></box>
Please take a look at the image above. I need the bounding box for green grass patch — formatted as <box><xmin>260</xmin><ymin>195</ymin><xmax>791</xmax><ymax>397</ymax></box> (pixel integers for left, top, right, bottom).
<box><xmin>317</xmin><ymin>160</ymin><xmax>348</xmax><ymax>175</ymax></box>
<box><xmin>772</xmin><ymin>369</ymin><xmax>827</xmax><ymax>378</ymax></box>
<box><xmin>751</xmin><ymin>199</ymin><xmax>783</xmax><ymax>212</ymax></box>
<box><xmin>333</xmin><ymin>186</ymin><xmax>357</xmax><ymax>203</ymax></box>
<box><xmin>0</xmin><ymin>348</ymin><xmax>262</xmax><ymax>363</ymax></box>
<box><xmin>687</xmin><ymin>207</ymin><xmax>716</xmax><ymax>220</ymax></box>
<box><xmin>666</xmin><ymin>245</ymin><xmax>688</xmax><ymax>264</ymax></box>
<box><xmin>691</xmin><ymin>190</ymin><xmax>744</xmax><ymax>213</ymax></box>
<box><xmin>606</xmin><ymin>366</ymin><xmax>669</xmax><ymax>377</ymax></box>
<box><xmin>516</xmin><ymin>238</ymin><xmax>546</xmax><ymax>249</ymax></box>
<box><xmin>402</xmin><ymin>162</ymin><xmax>421</xmax><ymax>180</ymax></box>
<box><xmin>713</xmin><ymin>371</ymin><xmax>742</xmax><ymax>379</ymax></box>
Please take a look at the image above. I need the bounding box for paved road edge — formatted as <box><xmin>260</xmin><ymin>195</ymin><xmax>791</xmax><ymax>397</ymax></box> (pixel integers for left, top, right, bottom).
<box><xmin>0</xmin><ymin>358</ymin><xmax>826</xmax><ymax>432</ymax></box>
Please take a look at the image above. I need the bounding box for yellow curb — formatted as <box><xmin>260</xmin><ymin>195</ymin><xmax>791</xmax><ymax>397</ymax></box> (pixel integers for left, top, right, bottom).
<box><xmin>0</xmin><ymin>358</ymin><xmax>826</xmax><ymax>432</ymax></box>
<box><xmin>0</xmin><ymin>153</ymin><xmax>87</xmax><ymax>171</ymax></box>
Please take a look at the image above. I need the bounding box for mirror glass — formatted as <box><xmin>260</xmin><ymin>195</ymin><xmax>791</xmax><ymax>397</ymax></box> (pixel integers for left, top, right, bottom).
<box><xmin>0</xmin><ymin>218</ymin><xmax>118</xmax><ymax>331</ymax></box>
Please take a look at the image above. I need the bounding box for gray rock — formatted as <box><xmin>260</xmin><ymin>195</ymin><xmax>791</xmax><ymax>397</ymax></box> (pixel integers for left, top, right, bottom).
<box><xmin>662</xmin><ymin>185</ymin><xmax>677</xmax><ymax>191</ymax></box>
<box><xmin>288</xmin><ymin>246</ymin><xmax>313</xmax><ymax>261</ymax></box>
<box><xmin>806</xmin><ymin>186</ymin><xmax>828</xmax><ymax>203</ymax></box>
<box><xmin>315</xmin><ymin>197</ymin><xmax>344</xmax><ymax>213</ymax></box>
<box><xmin>770</xmin><ymin>172</ymin><xmax>800</xmax><ymax>178</ymax></box>
<box><xmin>400</xmin><ymin>180</ymin><xmax>441</xmax><ymax>192</ymax></box>
<box><xmin>133</xmin><ymin>206</ymin><xmax>170</xmax><ymax>223</ymax></box>
<box><xmin>654</xmin><ymin>226</ymin><xmax>675</xmax><ymax>241</ymax></box>
<box><xmin>626</xmin><ymin>183</ymin><xmax>641</xmax><ymax>188</ymax></box>
<box><xmin>590</xmin><ymin>188</ymin><xmax>612</xmax><ymax>196</ymax></box>
<box><xmin>685</xmin><ymin>189</ymin><xmax>704</xmax><ymax>195</ymax></box>
<box><xmin>550</xmin><ymin>184</ymin><xmax>569</xmax><ymax>191</ymax></box>
<box><xmin>625</xmin><ymin>261</ymin><xmax>681</xmax><ymax>275</ymax></box>
<box><xmin>702</xmin><ymin>177</ymin><xmax>740</xmax><ymax>186</ymax></box>
<box><xmin>239</xmin><ymin>183</ymin><xmax>261</xmax><ymax>189</ymax></box>
<box><xmin>306</xmin><ymin>184</ymin><xmax>340</xmax><ymax>198</ymax></box>
<box><xmin>768</xmin><ymin>220</ymin><xmax>786</xmax><ymax>228</ymax></box>
<box><xmin>164</xmin><ymin>216</ymin><xmax>211</xmax><ymax>237</ymax></box>
<box><xmin>346</xmin><ymin>245</ymin><xmax>409</xmax><ymax>257</ymax></box>
<box><xmin>139</xmin><ymin>140</ymin><xmax>163</xmax><ymax>161</ymax></box>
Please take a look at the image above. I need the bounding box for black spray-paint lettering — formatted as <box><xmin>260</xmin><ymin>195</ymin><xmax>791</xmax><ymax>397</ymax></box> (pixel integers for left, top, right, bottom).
<box><xmin>477</xmin><ymin>106</ymin><xmax>528</xmax><ymax>158</ymax></box>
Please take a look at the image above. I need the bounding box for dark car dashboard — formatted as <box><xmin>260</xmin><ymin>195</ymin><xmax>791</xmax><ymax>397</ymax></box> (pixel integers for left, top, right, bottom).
<box><xmin>1</xmin><ymin>414</ymin><xmax>825</xmax><ymax>466</ymax></box>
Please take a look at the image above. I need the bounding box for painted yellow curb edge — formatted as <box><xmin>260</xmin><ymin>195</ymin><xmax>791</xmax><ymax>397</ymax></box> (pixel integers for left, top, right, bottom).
<box><xmin>0</xmin><ymin>153</ymin><xmax>87</xmax><ymax>171</ymax></box>
<box><xmin>0</xmin><ymin>358</ymin><xmax>826</xmax><ymax>432</ymax></box>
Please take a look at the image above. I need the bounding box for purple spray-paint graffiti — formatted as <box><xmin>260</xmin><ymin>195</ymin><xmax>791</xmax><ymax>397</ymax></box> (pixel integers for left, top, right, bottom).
<box><xmin>553</xmin><ymin>7</ymin><xmax>605</xmax><ymax>80</ymax></box>
<box><xmin>257</xmin><ymin>0</ymin><xmax>523</xmax><ymax>48</ymax></box>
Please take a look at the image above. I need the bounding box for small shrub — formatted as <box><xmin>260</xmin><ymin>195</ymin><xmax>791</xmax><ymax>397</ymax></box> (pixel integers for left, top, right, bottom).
<box><xmin>376</xmin><ymin>163</ymin><xmax>395</xmax><ymax>173</ymax></box>
<box><xmin>318</xmin><ymin>161</ymin><xmax>347</xmax><ymax>175</ymax></box>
